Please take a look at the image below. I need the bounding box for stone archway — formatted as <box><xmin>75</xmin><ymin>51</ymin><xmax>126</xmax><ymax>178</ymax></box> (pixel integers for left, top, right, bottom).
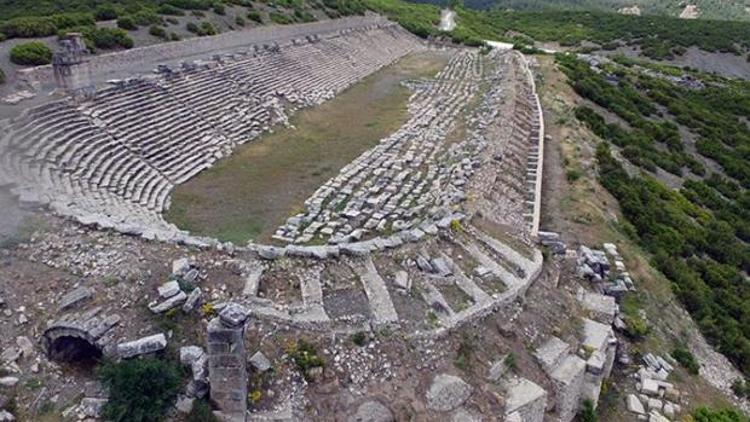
<box><xmin>42</xmin><ymin>325</ymin><xmax>103</xmax><ymax>362</ymax></box>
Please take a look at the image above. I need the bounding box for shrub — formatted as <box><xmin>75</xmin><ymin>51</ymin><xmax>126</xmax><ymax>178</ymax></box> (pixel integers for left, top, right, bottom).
<box><xmin>149</xmin><ymin>25</ymin><xmax>168</xmax><ymax>39</ymax></box>
<box><xmin>131</xmin><ymin>11</ymin><xmax>163</xmax><ymax>26</ymax></box>
<box><xmin>169</xmin><ymin>32</ymin><xmax>181</xmax><ymax>41</ymax></box>
<box><xmin>235</xmin><ymin>16</ymin><xmax>245</xmax><ymax>27</ymax></box>
<box><xmin>186</xmin><ymin>399</ymin><xmax>218</xmax><ymax>422</ymax></box>
<box><xmin>10</xmin><ymin>42</ymin><xmax>53</xmax><ymax>66</ymax></box>
<box><xmin>0</xmin><ymin>33</ymin><xmax>5</xmax><ymax>42</ymax></box>
<box><xmin>213</xmin><ymin>2</ymin><xmax>226</xmax><ymax>15</ymax></box>
<box><xmin>672</xmin><ymin>345</ymin><xmax>700</xmax><ymax>375</ymax></box>
<box><xmin>198</xmin><ymin>21</ymin><xmax>217</xmax><ymax>36</ymax></box>
<box><xmin>186</xmin><ymin>22</ymin><xmax>199</xmax><ymax>33</ymax></box>
<box><xmin>269</xmin><ymin>12</ymin><xmax>293</xmax><ymax>25</ymax></box>
<box><xmin>0</xmin><ymin>67</ymin><xmax>5</xmax><ymax>84</ymax></box>
<box><xmin>158</xmin><ymin>4</ymin><xmax>185</xmax><ymax>16</ymax></box>
<box><xmin>351</xmin><ymin>332</ymin><xmax>368</xmax><ymax>346</ymax></box>
<box><xmin>692</xmin><ymin>406</ymin><xmax>748</xmax><ymax>422</ymax></box>
<box><xmin>731</xmin><ymin>378</ymin><xmax>749</xmax><ymax>399</ymax></box>
<box><xmin>60</xmin><ymin>27</ymin><xmax>134</xmax><ymax>50</ymax></box>
<box><xmin>94</xmin><ymin>5</ymin><xmax>118</xmax><ymax>21</ymax></box>
<box><xmin>578</xmin><ymin>399</ymin><xmax>597</xmax><ymax>422</ymax></box>
<box><xmin>247</xmin><ymin>11</ymin><xmax>263</xmax><ymax>23</ymax></box>
<box><xmin>98</xmin><ymin>358</ymin><xmax>181</xmax><ymax>422</ymax></box>
<box><xmin>1</xmin><ymin>15</ymin><xmax>91</xmax><ymax>38</ymax></box>
<box><xmin>117</xmin><ymin>17</ymin><xmax>137</xmax><ymax>30</ymax></box>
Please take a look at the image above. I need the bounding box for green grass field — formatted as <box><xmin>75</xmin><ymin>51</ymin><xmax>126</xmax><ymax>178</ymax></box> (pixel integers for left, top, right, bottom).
<box><xmin>165</xmin><ymin>51</ymin><xmax>451</xmax><ymax>244</ymax></box>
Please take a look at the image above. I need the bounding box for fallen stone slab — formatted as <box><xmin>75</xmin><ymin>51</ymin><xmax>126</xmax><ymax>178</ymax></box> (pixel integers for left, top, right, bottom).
<box><xmin>249</xmin><ymin>351</ymin><xmax>272</xmax><ymax>372</ymax></box>
<box><xmin>148</xmin><ymin>291</ymin><xmax>187</xmax><ymax>313</ymax></box>
<box><xmin>626</xmin><ymin>394</ymin><xmax>645</xmax><ymax>415</ymax></box>
<box><xmin>59</xmin><ymin>287</ymin><xmax>93</xmax><ymax>311</ymax></box>
<box><xmin>157</xmin><ymin>281</ymin><xmax>181</xmax><ymax>299</ymax></box>
<box><xmin>117</xmin><ymin>333</ymin><xmax>167</xmax><ymax>359</ymax></box>
<box><xmin>182</xmin><ymin>288</ymin><xmax>202</xmax><ymax>313</ymax></box>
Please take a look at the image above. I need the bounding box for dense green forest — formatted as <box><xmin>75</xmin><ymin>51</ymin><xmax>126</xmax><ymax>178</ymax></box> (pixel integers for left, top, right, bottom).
<box><xmin>408</xmin><ymin>0</ymin><xmax>750</xmax><ymax>21</ymax></box>
<box><xmin>1</xmin><ymin>0</ymin><xmax>749</xmax><ymax>68</ymax></box>
<box><xmin>558</xmin><ymin>53</ymin><xmax>750</xmax><ymax>376</ymax></box>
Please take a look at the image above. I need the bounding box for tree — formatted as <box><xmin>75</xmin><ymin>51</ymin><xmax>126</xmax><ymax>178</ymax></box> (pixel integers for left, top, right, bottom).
<box><xmin>98</xmin><ymin>358</ymin><xmax>181</xmax><ymax>422</ymax></box>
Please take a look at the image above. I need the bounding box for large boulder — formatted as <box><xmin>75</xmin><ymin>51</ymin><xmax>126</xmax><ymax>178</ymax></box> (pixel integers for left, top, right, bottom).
<box><xmin>350</xmin><ymin>399</ymin><xmax>394</xmax><ymax>422</ymax></box>
<box><xmin>426</xmin><ymin>374</ymin><xmax>473</xmax><ymax>412</ymax></box>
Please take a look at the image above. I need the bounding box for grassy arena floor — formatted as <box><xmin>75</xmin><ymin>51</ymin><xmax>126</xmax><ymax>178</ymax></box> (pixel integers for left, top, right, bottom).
<box><xmin>165</xmin><ymin>51</ymin><xmax>451</xmax><ymax>244</ymax></box>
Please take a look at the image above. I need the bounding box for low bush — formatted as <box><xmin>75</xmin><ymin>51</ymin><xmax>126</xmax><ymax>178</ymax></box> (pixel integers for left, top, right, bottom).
<box><xmin>247</xmin><ymin>11</ymin><xmax>263</xmax><ymax>23</ymax></box>
<box><xmin>0</xmin><ymin>67</ymin><xmax>5</xmax><ymax>84</ymax></box>
<box><xmin>94</xmin><ymin>5</ymin><xmax>118</xmax><ymax>21</ymax></box>
<box><xmin>149</xmin><ymin>25</ymin><xmax>168</xmax><ymax>39</ymax></box>
<box><xmin>269</xmin><ymin>12</ymin><xmax>294</xmax><ymax>25</ymax></box>
<box><xmin>672</xmin><ymin>345</ymin><xmax>700</xmax><ymax>375</ymax></box>
<box><xmin>235</xmin><ymin>16</ymin><xmax>245</xmax><ymax>26</ymax></box>
<box><xmin>158</xmin><ymin>4</ymin><xmax>185</xmax><ymax>16</ymax></box>
<box><xmin>117</xmin><ymin>16</ymin><xmax>137</xmax><ymax>30</ymax></box>
<box><xmin>10</xmin><ymin>42</ymin><xmax>53</xmax><ymax>65</ymax></box>
<box><xmin>213</xmin><ymin>2</ymin><xmax>226</xmax><ymax>15</ymax></box>
<box><xmin>98</xmin><ymin>358</ymin><xmax>181</xmax><ymax>422</ymax></box>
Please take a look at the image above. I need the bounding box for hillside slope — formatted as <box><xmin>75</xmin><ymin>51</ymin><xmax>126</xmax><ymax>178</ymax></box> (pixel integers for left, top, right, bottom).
<box><xmin>409</xmin><ymin>0</ymin><xmax>750</xmax><ymax>21</ymax></box>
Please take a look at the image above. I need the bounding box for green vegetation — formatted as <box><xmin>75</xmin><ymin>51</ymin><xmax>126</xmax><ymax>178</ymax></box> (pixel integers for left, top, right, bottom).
<box><xmin>59</xmin><ymin>27</ymin><xmax>134</xmax><ymax>50</ymax></box>
<box><xmin>672</xmin><ymin>344</ymin><xmax>700</xmax><ymax>375</ymax></box>
<box><xmin>413</xmin><ymin>0</ymin><xmax>750</xmax><ymax>22</ymax></box>
<box><xmin>186</xmin><ymin>399</ymin><xmax>219</xmax><ymax>422</ymax></box>
<box><xmin>0</xmin><ymin>67</ymin><xmax>5</xmax><ymax>84</ymax></box>
<box><xmin>692</xmin><ymin>406</ymin><xmax>749</xmax><ymax>422</ymax></box>
<box><xmin>559</xmin><ymin>51</ymin><xmax>750</xmax><ymax>377</ymax></box>
<box><xmin>731</xmin><ymin>378</ymin><xmax>750</xmax><ymax>399</ymax></box>
<box><xmin>10</xmin><ymin>42</ymin><xmax>52</xmax><ymax>65</ymax></box>
<box><xmin>351</xmin><ymin>331</ymin><xmax>369</xmax><ymax>346</ymax></box>
<box><xmin>286</xmin><ymin>339</ymin><xmax>325</xmax><ymax>381</ymax></box>
<box><xmin>577</xmin><ymin>399</ymin><xmax>597</xmax><ymax>422</ymax></box>
<box><xmin>98</xmin><ymin>357</ymin><xmax>182</xmax><ymax>422</ymax></box>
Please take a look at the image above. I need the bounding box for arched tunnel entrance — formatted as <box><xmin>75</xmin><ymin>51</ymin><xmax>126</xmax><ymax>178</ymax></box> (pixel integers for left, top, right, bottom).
<box><xmin>42</xmin><ymin>326</ymin><xmax>103</xmax><ymax>364</ymax></box>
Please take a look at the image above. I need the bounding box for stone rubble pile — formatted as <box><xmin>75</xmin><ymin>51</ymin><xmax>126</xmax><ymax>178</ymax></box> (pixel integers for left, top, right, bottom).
<box><xmin>626</xmin><ymin>353</ymin><xmax>684</xmax><ymax>421</ymax></box>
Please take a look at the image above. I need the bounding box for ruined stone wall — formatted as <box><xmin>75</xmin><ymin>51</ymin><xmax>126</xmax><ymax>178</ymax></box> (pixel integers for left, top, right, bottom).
<box><xmin>18</xmin><ymin>15</ymin><xmax>390</xmax><ymax>86</ymax></box>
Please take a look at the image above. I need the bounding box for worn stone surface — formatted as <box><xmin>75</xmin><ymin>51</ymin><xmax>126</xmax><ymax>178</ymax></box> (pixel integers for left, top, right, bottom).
<box><xmin>117</xmin><ymin>333</ymin><xmax>167</xmax><ymax>359</ymax></box>
<box><xmin>350</xmin><ymin>399</ymin><xmax>394</xmax><ymax>422</ymax></box>
<box><xmin>425</xmin><ymin>374</ymin><xmax>473</xmax><ymax>412</ymax></box>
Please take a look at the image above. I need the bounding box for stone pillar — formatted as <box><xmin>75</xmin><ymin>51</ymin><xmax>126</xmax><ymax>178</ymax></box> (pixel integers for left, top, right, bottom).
<box><xmin>52</xmin><ymin>33</ymin><xmax>93</xmax><ymax>97</ymax></box>
<box><xmin>207</xmin><ymin>303</ymin><xmax>249</xmax><ymax>421</ymax></box>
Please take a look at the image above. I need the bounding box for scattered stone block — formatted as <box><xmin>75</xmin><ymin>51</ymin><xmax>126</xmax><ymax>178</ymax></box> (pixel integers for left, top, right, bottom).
<box><xmin>117</xmin><ymin>333</ymin><xmax>167</xmax><ymax>359</ymax></box>
<box><xmin>249</xmin><ymin>351</ymin><xmax>272</xmax><ymax>372</ymax></box>
<box><xmin>627</xmin><ymin>394</ymin><xmax>645</xmax><ymax>415</ymax></box>
<box><xmin>148</xmin><ymin>290</ymin><xmax>187</xmax><ymax>313</ymax></box>
<box><xmin>503</xmin><ymin>377</ymin><xmax>547</xmax><ymax>422</ymax></box>
<box><xmin>182</xmin><ymin>288</ymin><xmax>202</xmax><ymax>313</ymax></box>
<box><xmin>157</xmin><ymin>281</ymin><xmax>181</xmax><ymax>299</ymax></box>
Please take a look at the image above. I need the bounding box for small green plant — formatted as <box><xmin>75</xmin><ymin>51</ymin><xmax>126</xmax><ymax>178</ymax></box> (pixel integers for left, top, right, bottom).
<box><xmin>454</xmin><ymin>335</ymin><xmax>474</xmax><ymax>373</ymax></box>
<box><xmin>731</xmin><ymin>378</ymin><xmax>749</xmax><ymax>399</ymax></box>
<box><xmin>286</xmin><ymin>339</ymin><xmax>325</xmax><ymax>381</ymax></box>
<box><xmin>578</xmin><ymin>399</ymin><xmax>597</xmax><ymax>422</ymax></box>
<box><xmin>566</xmin><ymin>168</ymin><xmax>583</xmax><ymax>182</ymax></box>
<box><xmin>186</xmin><ymin>399</ymin><xmax>218</xmax><ymax>422</ymax></box>
<box><xmin>201</xmin><ymin>302</ymin><xmax>216</xmax><ymax>318</ymax></box>
<box><xmin>351</xmin><ymin>331</ymin><xmax>368</xmax><ymax>347</ymax></box>
<box><xmin>672</xmin><ymin>344</ymin><xmax>700</xmax><ymax>375</ymax></box>
<box><xmin>247</xmin><ymin>11</ymin><xmax>262</xmax><ymax>23</ymax></box>
<box><xmin>235</xmin><ymin>16</ymin><xmax>245</xmax><ymax>27</ymax></box>
<box><xmin>504</xmin><ymin>352</ymin><xmax>517</xmax><ymax>372</ymax></box>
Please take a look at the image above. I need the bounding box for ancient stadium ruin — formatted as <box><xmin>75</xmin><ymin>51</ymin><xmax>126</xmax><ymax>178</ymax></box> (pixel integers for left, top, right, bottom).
<box><xmin>0</xmin><ymin>12</ymin><xmax>590</xmax><ymax>421</ymax></box>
